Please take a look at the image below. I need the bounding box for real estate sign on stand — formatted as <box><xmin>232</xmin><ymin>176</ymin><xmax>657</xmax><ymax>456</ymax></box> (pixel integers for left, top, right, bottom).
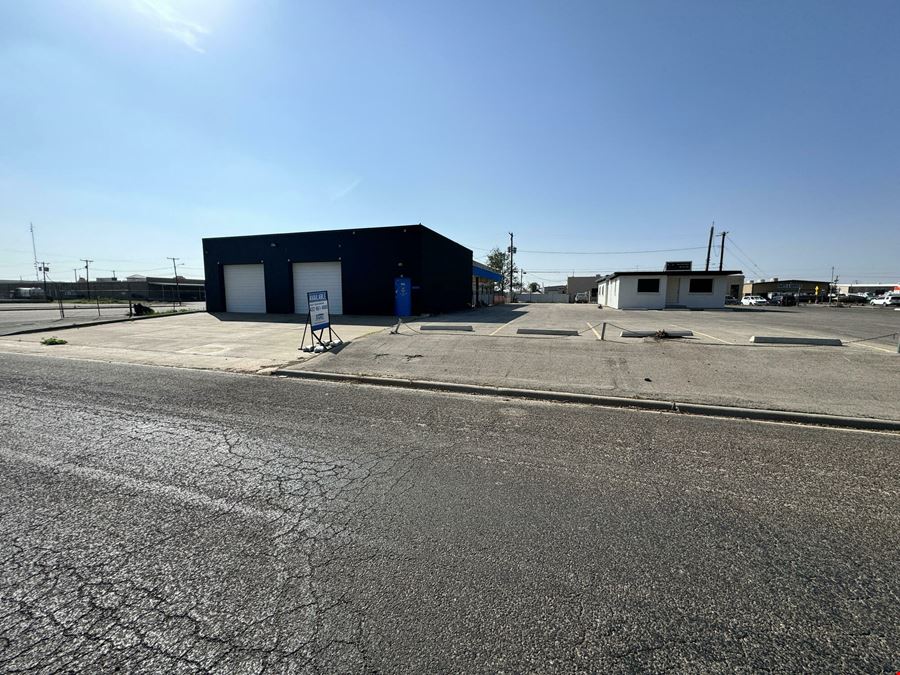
<box><xmin>307</xmin><ymin>291</ymin><xmax>330</xmax><ymax>331</ymax></box>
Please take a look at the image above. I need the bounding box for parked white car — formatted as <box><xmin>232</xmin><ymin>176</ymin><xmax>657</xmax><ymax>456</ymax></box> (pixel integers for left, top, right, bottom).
<box><xmin>741</xmin><ymin>295</ymin><xmax>767</xmax><ymax>306</ymax></box>
<box><xmin>870</xmin><ymin>292</ymin><xmax>900</xmax><ymax>306</ymax></box>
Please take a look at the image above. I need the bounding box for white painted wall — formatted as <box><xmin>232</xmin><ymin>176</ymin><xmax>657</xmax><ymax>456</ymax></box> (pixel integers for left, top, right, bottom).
<box><xmin>599</xmin><ymin>275</ymin><xmax>666</xmax><ymax>309</ymax></box>
<box><xmin>599</xmin><ymin>277</ymin><xmax>622</xmax><ymax>308</ymax></box>
<box><xmin>680</xmin><ymin>276</ymin><xmax>729</xmax><ymax>308</ymax></box>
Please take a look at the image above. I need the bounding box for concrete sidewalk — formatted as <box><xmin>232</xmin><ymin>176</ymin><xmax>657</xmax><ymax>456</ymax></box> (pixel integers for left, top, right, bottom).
<box><xmin>0</xmin><ymin>312</ymin><xmax>393</xmax><ymax>374</ymax></box>
<box><xmin>279</xmin><ymin>329</ymin><xmax>899</xmax><ymax>421</ymax></box>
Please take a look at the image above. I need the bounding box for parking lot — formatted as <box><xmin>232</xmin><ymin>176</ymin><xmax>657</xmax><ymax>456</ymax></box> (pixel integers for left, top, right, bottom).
<box><xmin>288</xmin><ymin>303</ymin><xmax>899</xmax><ymax>420</ymax></box>
<box><xmin>407</xmin><ymin>302</ymin><xmax>900</xmax><ymax>352</ymax></box>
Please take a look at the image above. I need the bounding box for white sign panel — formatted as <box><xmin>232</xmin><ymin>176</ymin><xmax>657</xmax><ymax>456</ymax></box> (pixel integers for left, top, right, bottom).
<box><xmin>307</xmin><ymin>290</ymin><xmax>330</xmax><ymax>330</ymax></box>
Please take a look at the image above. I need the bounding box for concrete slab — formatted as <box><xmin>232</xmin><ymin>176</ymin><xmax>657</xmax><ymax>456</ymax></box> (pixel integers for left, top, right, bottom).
<box><xmin>0</xmin><ymin>312</ymin><xmax>394</xmax><ymax>373</ymax></box>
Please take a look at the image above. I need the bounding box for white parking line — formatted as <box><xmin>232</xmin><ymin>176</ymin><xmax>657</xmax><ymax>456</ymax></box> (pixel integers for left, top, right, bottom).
<box><xmin>587</xmin><ymin>322</ymin><xmax>602</xmax><ymax>340</ymax></box>
<box><xmin>848</xmin><ymin>341</ymin><xmax>895</xmax><ymax>354</ymax></box>
<box><xmin>490</xmin><ymin>316</ymin><xmax>522</xmax><ymax>336</ymax></box>
<box><xmin>668</xmin><ymin>322</ymin><xmax>730</xmax><ymax>344</ymax></box>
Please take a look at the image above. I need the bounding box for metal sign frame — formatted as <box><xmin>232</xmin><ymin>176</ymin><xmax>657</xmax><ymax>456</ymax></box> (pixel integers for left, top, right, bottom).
<box><xmin>300</xmin><ymin>290</ymin><xmax>343</xmax><ymax>351</ymax></box>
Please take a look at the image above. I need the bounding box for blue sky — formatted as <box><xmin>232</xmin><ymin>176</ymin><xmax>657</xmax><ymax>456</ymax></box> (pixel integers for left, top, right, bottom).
<box><xmin>1</xmin><ymin>0</ymin><xmax>898</xmax><ymax>286</ymax></box>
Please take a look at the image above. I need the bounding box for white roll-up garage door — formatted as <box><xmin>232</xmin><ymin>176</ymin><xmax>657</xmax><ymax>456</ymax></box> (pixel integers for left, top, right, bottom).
<box><xmin>223</xmin><ymin>264</ymin><xmax>266</xmax><ymax>313</ymax></box>
<box><xmin>293</xmin><ymin>261</ymin><xmax>343</xmax><ymax>315</ymax></box>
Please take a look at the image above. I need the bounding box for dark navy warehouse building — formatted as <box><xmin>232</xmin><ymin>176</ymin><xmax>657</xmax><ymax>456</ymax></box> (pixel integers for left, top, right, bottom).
<box><xmin>202</xmin><ymin>224</ymin><xmax>476</xmax><ymax>316</ymax></box>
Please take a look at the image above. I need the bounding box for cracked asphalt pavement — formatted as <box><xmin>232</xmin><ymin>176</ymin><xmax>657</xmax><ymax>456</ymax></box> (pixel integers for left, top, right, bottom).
<box><xmin>0</xmin><ymin>352</ymin><xmax>898</xmax><ymax>672</ymax></box>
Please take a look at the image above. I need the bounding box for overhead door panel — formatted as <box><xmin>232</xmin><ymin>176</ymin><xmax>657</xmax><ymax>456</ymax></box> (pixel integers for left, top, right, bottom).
<box><xmin>223</xmin><ymin>264</ymin><xmax>266</xmax><ymax>313</ymax></box>
<box><xmin>293</xmin><ymin>261</ymin><xmax>343</xmax><ymax>314</ymax></box>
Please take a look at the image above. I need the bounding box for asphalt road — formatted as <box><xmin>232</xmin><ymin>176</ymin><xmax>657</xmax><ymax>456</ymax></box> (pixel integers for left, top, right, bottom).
<box><xmin>0</xmin><ymin>353</ymin><xmax>897</xmax><ymax>672</ymax></box>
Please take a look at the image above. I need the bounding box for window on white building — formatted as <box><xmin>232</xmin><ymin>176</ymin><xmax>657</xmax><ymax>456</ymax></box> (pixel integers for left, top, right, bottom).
<box><xmin>689</xmin><ymin>278</ymin><xmax>714</xmax><ymax>293</ymax></box>
<box><xmin>637</xmin><ymin>278</ymin><xmax>660</xmax><ymax>293</ymax></box>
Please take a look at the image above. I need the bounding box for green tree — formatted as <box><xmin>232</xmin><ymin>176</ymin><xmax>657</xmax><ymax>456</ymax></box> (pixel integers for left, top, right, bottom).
<box><xmin>528</xmin><ymin>281</ymin><xmax>540</xmax><ymax>293</ymax></box>
<box><xmin>485</xmin><ymin>247</ymin><xmax>518</xmax><ymax>293</ymax></box>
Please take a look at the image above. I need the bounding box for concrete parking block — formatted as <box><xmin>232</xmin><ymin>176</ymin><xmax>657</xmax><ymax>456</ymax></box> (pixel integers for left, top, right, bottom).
<box><xmin>751</xmin><ymin>336</ymin><xmax>843</xmax><ymax>346</ymax></box>
<box><xmin>419</xmin><ymin>324</ymin><xmax>474</xmax><ymax>331</ymax></box>
<box><xmin>620</xmin><ymin>330</ymin><xmax>694</xmax><ymax>338</ymax></box>
<box><xmin>517</xmin><ymin>328</ymin><xmax>580</xmax><ymax>336</ymax></box>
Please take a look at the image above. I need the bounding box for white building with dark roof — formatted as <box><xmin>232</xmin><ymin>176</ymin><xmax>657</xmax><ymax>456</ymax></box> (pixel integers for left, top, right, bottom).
<box><xmin>598</xmin><ymin>269</ymin><xmax>743</xmax><ymax>309</ymax></box>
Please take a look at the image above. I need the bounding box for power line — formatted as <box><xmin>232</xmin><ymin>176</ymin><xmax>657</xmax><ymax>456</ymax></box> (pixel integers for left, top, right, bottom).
<box><xmin>510</xmin><ymin>246</ymin><xmax>708</xmax><ymax>255</ymax></box>
<box><xmin>726</xmin><ymin>236</ymin><xmax>767</xmax><ymax>278</ymax></box>
<box><xmin>724</xmin><ymin>247</ymin><xmax>764</xmax><ymax>278</ymax></box>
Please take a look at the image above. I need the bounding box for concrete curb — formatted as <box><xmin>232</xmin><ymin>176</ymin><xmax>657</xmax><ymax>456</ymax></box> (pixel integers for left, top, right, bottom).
<box><xmin>3</xmin><ymin>310</ymin><xmax>205</xmax><ymax>336</ymax></box>
<box><xmin>271</xmin><ymin>369</ymin><xmax>900</xmax><ymax>432</ymax></box>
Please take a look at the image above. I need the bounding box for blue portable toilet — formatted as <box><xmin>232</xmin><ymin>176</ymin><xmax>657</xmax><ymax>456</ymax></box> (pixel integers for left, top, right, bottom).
<box><xmin>394</xmin><ymin>277</ymin><xmax>412</xmax><ymax>317</ymax></box>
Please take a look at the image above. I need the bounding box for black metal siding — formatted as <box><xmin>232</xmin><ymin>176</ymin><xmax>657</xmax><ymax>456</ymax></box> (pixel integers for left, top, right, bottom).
<box><xmin>420</xmin><ymin>229</ymin><xmax>473</xmax><ymax>314</ymax></box>
<box><xmin>202</xmin><ymin>225</ymin><xmax>472</xmax><ymax>315</ymax></box>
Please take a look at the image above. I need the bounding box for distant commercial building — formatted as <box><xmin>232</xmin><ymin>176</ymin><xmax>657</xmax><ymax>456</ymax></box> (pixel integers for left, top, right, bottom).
<box><xmin>742</xmin><ymin>279</ymin><xmax>829</xmax><ymax>300</ymax></box>
<box><xmin>543</xmin><ymin>284</ymin><xmax>566</xmax><ymax>294</ymax></box>
<box><xmin>567</xmin><ymin>276</ymin><xmax>601</xmax><ymax>303</ymax></box>
<box><xmin>835</xmin><ymin>282</ymin><xmax>900</xmax><ymax>295</ymax></box>
<box><xmin>0</xmin><ymin>277</ymin><xmax>204</xmax><ymax>302</ymax></box>
<box><xmin>597</xmin><ymin>270</ymin><xmax>743</xmax><ymax>309</ymax></box>
<box><xmin>202</xmin><ymin>224</ymin><xmax>472</xmax><ymax>316</ymax></box>
<box><xmin>472</xmin><ymin>261</ymin><xmax>503</xmax><ymax>307</ymax></box>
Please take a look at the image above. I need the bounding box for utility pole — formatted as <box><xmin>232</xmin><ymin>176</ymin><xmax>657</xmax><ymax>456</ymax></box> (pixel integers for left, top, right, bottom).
<box><xmin>718</xmin><ymin>231</ymin><xmax>728</xmax><ymax>271</ymax></box>
<box><xmin>830</xmin><ymin>266</ymin><xmax>837</xmax><ymax>303</ymax></box>
<box><xmin>705</xmin><ymin>223</ymin><xmax>714</xmax><ymax>271</ymax></box>
<box><xmin>82</xmin><ymin>259</ymin><xmax>93</xmax><ymax>300</ymax></box>
<box><xmin>73</xmin><ymin>268</ymin><xmax>79</xmax><ymax>283</ymax></box>
<box><xmin>39</xmin><ymin>262</ymin><xmax>48</xmax><ymax>297</ymax></box>
<box><xmin>30</xmin><ymin>223</ymin><xmax>39</xmax><ymax>281</ymax></box>
<box><xmin>168</xmin><ymin>257</ymin><xmax>182</xmax><ymax>307</ymax></box>
<box><xmin>508</xmin><ymin>232</ymin><xmax>515</xmax><ymax>302</ymax></box>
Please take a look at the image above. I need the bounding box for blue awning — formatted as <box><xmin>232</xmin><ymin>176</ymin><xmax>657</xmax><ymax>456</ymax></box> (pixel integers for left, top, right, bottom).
<box><xmin>473</xmin><ymin>265</ymin><xmax>503</xmax><ymax>282</ymax></box>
